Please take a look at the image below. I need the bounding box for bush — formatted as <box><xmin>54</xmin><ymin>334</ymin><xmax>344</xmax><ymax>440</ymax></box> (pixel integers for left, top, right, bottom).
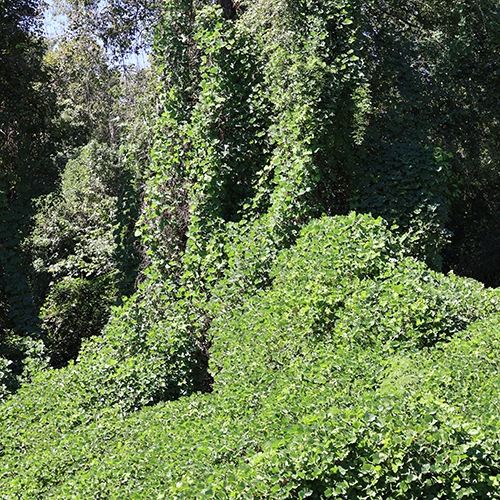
<box><xmin>40</xmin><ymin>275</ymin><xmax>117</xmax><ymax>366</ymax></box>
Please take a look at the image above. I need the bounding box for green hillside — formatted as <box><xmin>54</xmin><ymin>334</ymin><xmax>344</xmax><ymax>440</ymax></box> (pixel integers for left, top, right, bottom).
<box><xmin>3</xmin><ymin>214</ymin><xmax>500</xmax><ymax>498</ymax></box>
<box><xmin>2</xmin><ymin>0</ymin><xmax>500</xmax><ymax>498</ymax></box>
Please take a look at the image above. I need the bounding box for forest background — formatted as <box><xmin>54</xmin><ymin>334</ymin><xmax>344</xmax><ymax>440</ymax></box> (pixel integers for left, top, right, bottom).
<box><xmin>2</xmin><ymin>0</ymin><xmax>500</xmax><ymax>497</ymax></box>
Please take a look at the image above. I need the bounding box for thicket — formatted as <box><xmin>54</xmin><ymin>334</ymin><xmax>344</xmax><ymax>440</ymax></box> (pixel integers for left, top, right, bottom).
<box><xmin>1</xmin><ymin>0</ymin><xmax>500</xmax><ymax>497</ymax></box>
<box><xmin>2</xmin><ymin>214</ymin><xmax>500</xmax><ymax>498</ymax></box>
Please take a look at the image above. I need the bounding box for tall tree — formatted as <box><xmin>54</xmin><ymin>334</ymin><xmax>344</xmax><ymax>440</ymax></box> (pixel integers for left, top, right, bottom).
<box><xmin>0</xmin><ymin>0</ymin><xmax>56</xmax><ymax>202</ymax></box>
<box><xmin>354</xmin><ymin>0</ymin><xmax>500</xmax><ymax>280</ymax></box>
<box><xmin>0</xmin><ymin>0</ymin><xmax>58</xmax><ymax>370</ymax></box>
<box><xmin>45</xmin><ymin>34</ymin><xmax>123</xmax><ymax>148</ymax></box>
<box><xmin>50</xmin><ymin>0</ymin><xmax>162</xmax><ymax>59</ymax></box>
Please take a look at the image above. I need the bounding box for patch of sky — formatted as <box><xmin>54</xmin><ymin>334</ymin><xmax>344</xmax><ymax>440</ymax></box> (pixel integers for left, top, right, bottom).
<box><xmin>42</xmin><ymin>0</ymin><xmax>150</xmax><ymax>69</ymax></box>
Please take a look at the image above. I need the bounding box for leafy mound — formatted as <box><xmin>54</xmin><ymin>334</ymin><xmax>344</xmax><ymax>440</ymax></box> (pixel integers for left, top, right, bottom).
<box><xmin>1</xmin><ymin>214</ymin><xmax>500</xmax><ymax>499</ymax></box>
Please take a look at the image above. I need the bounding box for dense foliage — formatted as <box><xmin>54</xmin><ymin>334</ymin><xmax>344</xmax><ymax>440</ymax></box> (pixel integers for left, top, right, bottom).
<box><xmin>2</xmin><ymin>214</ymin><xmax>500</xmax><ymax>498</ymax></box>
<box><xmin>0</xmin><ymin>0</ymin><xmax>60</xmax><ymax>377</ymax></box>
<box><xmin>1</xmin><ymin>0</ymin><xmax>500</xmax><ymax>497</ymax></box>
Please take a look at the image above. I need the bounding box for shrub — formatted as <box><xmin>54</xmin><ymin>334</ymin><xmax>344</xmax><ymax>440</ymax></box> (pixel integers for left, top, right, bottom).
<box><xmin>40</xmin><ymin>275</ymin><xmax>117</xmax><ymax>366</ymax></box>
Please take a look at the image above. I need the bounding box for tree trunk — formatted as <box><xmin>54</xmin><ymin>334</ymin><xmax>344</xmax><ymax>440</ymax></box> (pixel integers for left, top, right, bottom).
<box><xmin>217</xmin><ymin>0</ymin><xmax>236</xmax><ymax>19</ymax></box>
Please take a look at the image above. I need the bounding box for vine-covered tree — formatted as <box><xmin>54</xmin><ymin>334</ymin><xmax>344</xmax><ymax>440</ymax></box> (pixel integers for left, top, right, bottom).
<box><xmin>355</xmin><ymin>0</ymin><xmax>500</xmax><ymax>280</ymax></box>
<box><xmin>1</xmin><ymin>0</ymin><xmax>499</xmax><ymax>393</ymax></box>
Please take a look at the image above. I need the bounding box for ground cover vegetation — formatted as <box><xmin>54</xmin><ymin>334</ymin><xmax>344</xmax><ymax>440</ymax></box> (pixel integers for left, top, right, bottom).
<box><xmin>1</xmin><ymin>0</ymin><xmax>500</xmax><ymax>497</ymax></box>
